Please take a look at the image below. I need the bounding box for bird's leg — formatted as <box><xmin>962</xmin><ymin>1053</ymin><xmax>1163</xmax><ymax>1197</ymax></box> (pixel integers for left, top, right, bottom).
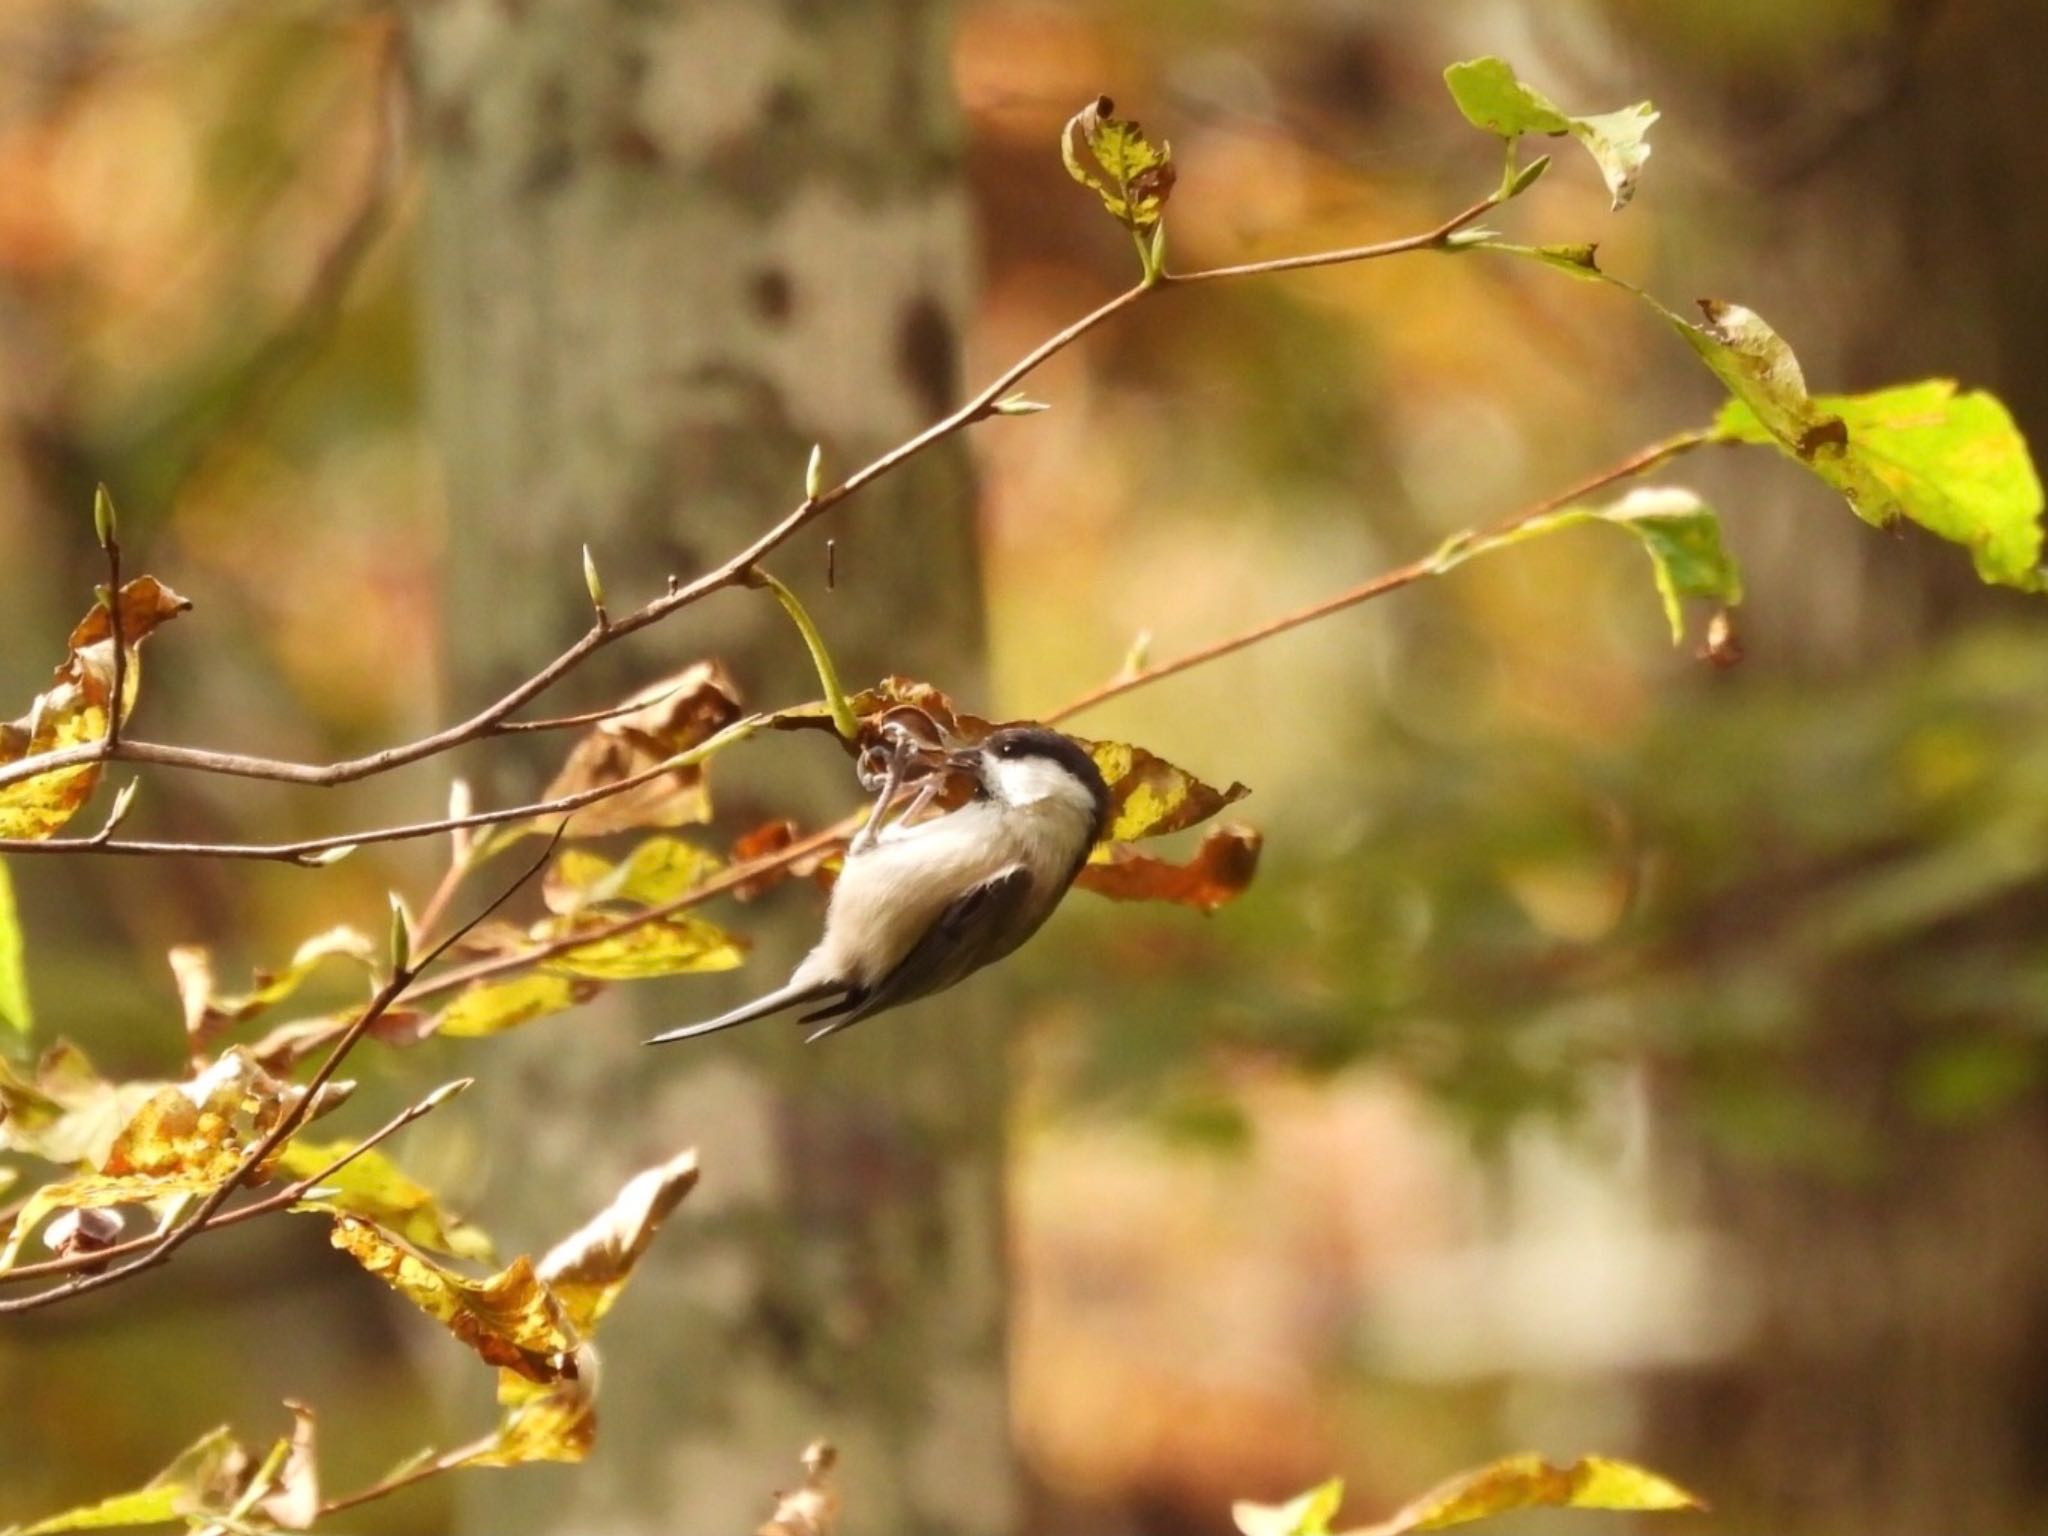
<box><xmin>891</xmin><ymin>776</ymin><xmax>940</xmax><ymax>830</ymax></box>
<box><xmin>850</xmin><ymin>728</ymin><xmax>914</xmax><ymax>854</ymax></box>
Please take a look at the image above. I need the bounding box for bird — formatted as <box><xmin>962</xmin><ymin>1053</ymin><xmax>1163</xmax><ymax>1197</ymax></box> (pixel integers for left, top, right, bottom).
<box><xmin>646</xmin><ymin>724</ymin><xmax>1110</xmax><ymax>1045</ymax></box>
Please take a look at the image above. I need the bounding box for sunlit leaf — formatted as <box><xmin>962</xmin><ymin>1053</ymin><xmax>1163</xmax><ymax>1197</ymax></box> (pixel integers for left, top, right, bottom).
<box><xmin>283</xmin><ymin>1139</ymin><xmax>494</xmax><ymax>1262</ymax></box>
<box><xmin>1359</xmin><ymin>1453</ymin><xmax>1704</xmax><ymax>1534</ymax></box>
<box><xmin>329</xmin><ymin>1215</ymin><xmax>579</xmax><ymax>1383</ymax></box>
<box><xmin>1233</xmin><ymin>1477</ymin><xmax>1344</xmax><ymax>1536</ymax></box>
<box><xmin>0</xmin><ymin>577</ymin><xmax>190</xmax><ymax>840</ymax></box>
<box><xmin>1433</xmin><ymin>486</ymin><xmax>1744</xmax><ymax>644</ymax></box>
<box><xmin>543</xmin><ymin>915</ymin><xmax>746</xmax><ymax>981</ymax></box>
<box><xmin>453</xmin><ymin>1375</ymin><xmax>597</xmax><ymax>1469</ymax></box>
<box><xmin>0</xmin><ymin>1042</ymin><xmax>164</xmax><ymax>1167</ymax></box>
<box><xmin>1085</xmin><ymin>740</ymin><xmax>1250</xmax><ymax>843</ymax></box>
<box><xmin>430</xmin><ymin>973</ymin><xmax>604</xmax><ymax>1038</ymax></box>
<box><xmin>169</xmin><ymin>927</ymin><xmax>376</xmax><ymax>1059</ymax></box>
<box><xmin>536</xmin><ymin>1147</ymin><xmax>698</xmax><ymax>1332</ymax></box>
<box><xmin>1714</xmin><ymin>375</ymin><xmax>2044</xmax><ymax>590</ymax></box>
<box><xmin>0</xmin><ymin>857</ymin><xmax>29</xmax><ymax>1037</ymax></box>
<box><xmin>0</xmin><ymin>1426</ymin><xmax>246</xmax><ymax>1535</ymax></box>
<box><xmin>540</xmin><ymin>662</ymin><xmax>743</xmax><ymax>838</ymax></box>
<box><xmin>1062</xmin><ymin>95</ymin><xmax>1176</xmax><ymax>235</ymax></box>
<box><xmin>543</xmin><ymin>836</ymin><xmax>724</xmax><ymax>915</ymax></box>
<box><xmin>1443</xmin><ymin>57</ymin><xmax>1656</xmax><ymax>209</ymax></box>
<box><xmin>1077</xmin><ymin>825</ymin><xmax>1263</xmax><ymax>910</ymax></box>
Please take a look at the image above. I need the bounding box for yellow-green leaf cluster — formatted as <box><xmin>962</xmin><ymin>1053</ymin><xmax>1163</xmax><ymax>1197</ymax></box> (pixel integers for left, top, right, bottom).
<box><xmin>1443</xmin><ymin>57</ymin><xmax>1657</xmax><ymax>210</ymax></box>
<box><xmin>1062</xmin><ymin>95</ymin><xmax>1176</xmax><ymax>256</ymax></box>
<box><xmin>283</xmin><ymin>1138</ymin><xmax>493</xmax><ymax>1261</ymax></box>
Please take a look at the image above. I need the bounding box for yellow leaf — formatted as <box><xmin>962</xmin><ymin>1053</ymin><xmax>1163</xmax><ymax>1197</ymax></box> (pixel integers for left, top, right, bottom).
<box><xmin>0</xmin><ymin>1042</ymin><xmax>165</xmax><ymax>1167</ymax></box>
<box><xmin>542</xmin><ymin>915</ymin><xmax>746</xmax><ymax>980</ymax></box>
<box><xmin>282</xmin><ymin>1138</ymin><xmax>493</xmax><ymax>1262</ymax></box>
<box><xmin>1361</xmin><ymin>1454</ymin><xmax>1704</xmax><ymax>1535</ymax></box>
<box><xmin>1086</xmin><ymin>740</ymin><xmax>1250</xmax><ymax>843</ymax></box>
<box><xmin>453</xmin><ymin>1375</ymin><xmax>597</xmax><ymax>1469</ymax></box>
<box><xmin>329</xmin><ymin>1215</ymin><xmax>579</xmax><ymax>1383</ymax></box>
<box><xmin>169</xmin><ymin>926</ymin><xmax>376</xmax><ymax>1056</ymax></box>
<box><xmin>431</xmin><ymin>973</ymin><xmax>603</xmax><ymax>1038</ymax></box>
<box><xmin>0</xmin><ymin>577</ymin><xmax>191</xmax><ymax>839</ymax></box>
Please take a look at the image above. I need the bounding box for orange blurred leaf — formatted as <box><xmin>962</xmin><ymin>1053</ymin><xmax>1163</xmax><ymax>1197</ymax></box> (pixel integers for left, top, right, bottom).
<box><xmin>1077</xmin><ymin>824</ymin><xmax>1262</xmax><ymax>910</ymax></box>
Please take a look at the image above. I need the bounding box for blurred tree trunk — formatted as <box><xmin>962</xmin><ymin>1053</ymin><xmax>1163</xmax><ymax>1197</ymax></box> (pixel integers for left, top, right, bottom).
<box><xmin>401</xmin><ymin>6</ymin><xmax>1011</xmax><ymax>1535</ymax></box>
<box><xmin>1625</xmin><ymin>2</ymin><xmax>2048</xmax><ymax>1530</ymax></box>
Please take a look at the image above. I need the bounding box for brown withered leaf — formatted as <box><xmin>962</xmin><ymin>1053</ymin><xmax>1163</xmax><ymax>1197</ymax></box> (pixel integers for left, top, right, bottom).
<box><xmin>729</xmin><ymin>819</ymin><xmax>801</xmax><ymax>901</ymax></box>
<box><xmin>1076</xmin><ymin>824</ymin><xmax>1262</xmax><ymax>911</ymax></box>
<box><xmin>542</xmin><ymin>662</ymin><xmax>742</xmax><ymax>837</ymax></box>
<box><xmin>169</xmin><ymin>926</ymin><xmax>377</xmax><ymax>1059</ymax></box>
<box><xmin>329</xmin><ymin>1215</ymin><xmax>579</xmax><ymax>1383</ymax></box>
<box><xmin>536</xmin><ymin>1147</ymin><xmax>698</xmax><ymax>1332</ymax></box>
<box><xmin>0</xmin><ymin>576</ymin><xmax>191</xmax><ymax>839</ymax></box>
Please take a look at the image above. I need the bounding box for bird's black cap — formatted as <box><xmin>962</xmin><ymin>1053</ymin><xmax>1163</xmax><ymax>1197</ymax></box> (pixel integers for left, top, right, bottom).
<box><xmin>979</xmin><ymin>725</ymin><xmax>1112</xmax><ymax>839</ymax></box>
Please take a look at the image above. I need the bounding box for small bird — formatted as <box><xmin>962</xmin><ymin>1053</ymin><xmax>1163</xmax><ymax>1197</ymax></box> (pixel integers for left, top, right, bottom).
<box><xmin>647</xmin><ymin>724</ymin><xmax>1110</xmax><ymax>1046</ymax></box>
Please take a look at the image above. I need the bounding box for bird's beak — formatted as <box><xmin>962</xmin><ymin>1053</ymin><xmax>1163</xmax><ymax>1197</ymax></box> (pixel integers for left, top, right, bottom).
<box><xmin>944</xmin><ymin>747</ymin><xmax>984</xmax><ymax>773</ymax></box>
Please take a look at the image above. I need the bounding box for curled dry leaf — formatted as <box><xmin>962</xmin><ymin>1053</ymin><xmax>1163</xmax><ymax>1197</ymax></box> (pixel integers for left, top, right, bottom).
<box><xmin>758</xmin><ymin>1442</ymin><xmax>841</xmax><ymax>1536</ymax></box>
<box><xmin>729</xmin><ymin>818</ymin><xmax>802</xmax><ymax>901</ymax></box>
<box><xmin>256</xmin><ymin>1402</ymin><xmax>321</xmax><ymax>1532</ymax></box>
<box><xmin>541</xmin><ymin>662</ymin><xmax>743</xmax><ymax>837</ymax></box>
<box><xmin>330</xmin><ymin>1216</ymin><xmax>579</xmax><ymax>1384</ymax></box>
<box><xmin>1076</xmin><ymin>824</ymin><xmax>1263</xmax><ymax>911</ymax></box>
<box><xmin>537</xmin><ymin>1147</ymin><xmax>699</xmax><ymax>1332</ymax></box>
<box><xmin>1062</xmin><ymin>95</ymin><xmax>1177</xmax><ymax>235</ymax></box>
<box><xmin>0</xmin><ymin>576</ymin><xmax>191</xmax><ymax>840</ymax></box>
<box><xmin>169</xmin><ymin>926</ymin><xmax>377</xmax><ymax>1060</ymax></box>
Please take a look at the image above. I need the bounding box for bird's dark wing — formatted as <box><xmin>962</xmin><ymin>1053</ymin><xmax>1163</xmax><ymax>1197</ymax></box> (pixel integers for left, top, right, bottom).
<box><xmin>804</xmin><ymin>864</ymin><xmax>1039</xmax><ymax>1042</ymax></box>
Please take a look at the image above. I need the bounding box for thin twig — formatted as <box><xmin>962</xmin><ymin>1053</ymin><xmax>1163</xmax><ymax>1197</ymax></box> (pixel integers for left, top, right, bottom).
<box><xmin>1048</xmin><ymin>429</ymin><xmax>1715</xmax><ymax>721</ymax></box>
<box><xmin>0</xmin><ymin>841</ymin><xmax>555</xmax><ymax>1314</ymax></box>
<box><xmin>0</xmin><ymin>192</ymin><xmax>1500</xmax><ymax>806</ymax></box>
<box><xmin>0</xmin><ymin>716</ymin><xmax>767</xmax><ymax>862</ymax></box>
<box><xmin>0</xmin><ymin>1079</ymin><xmax>470</xmax><ymax>1287</ymax></box>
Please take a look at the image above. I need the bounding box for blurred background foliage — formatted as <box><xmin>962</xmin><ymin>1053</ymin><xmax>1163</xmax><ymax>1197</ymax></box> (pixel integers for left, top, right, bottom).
<box><xmin>3</xmin><ymin>1</ymin><xmax>2047</xmax><ymax>1534</ymax></box>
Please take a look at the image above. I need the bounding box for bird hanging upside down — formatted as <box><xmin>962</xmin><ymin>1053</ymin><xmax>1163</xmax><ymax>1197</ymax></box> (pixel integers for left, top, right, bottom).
<box><xmin>646</xmin><ymin>721</ymin><xmax>1109</xmax><ymax>1046</ymax></box>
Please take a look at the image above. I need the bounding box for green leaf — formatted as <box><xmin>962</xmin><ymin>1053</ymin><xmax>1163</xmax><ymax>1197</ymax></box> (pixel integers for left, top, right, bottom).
<box><xmin>1432</xmin><ymin>487</ymin><xmax>1742</xmax><ymax>645</ymax></box>
<box><xmin>2</xmin><ymin>1426</ymin><xmax>245</xmax><ymax>1535</ymax></box>
<box><xmin>1443</xmin><ymin>57</ymin><xmax>1657</xmax><ymax>210</ymax></box>
<box><xmin>1062</xmin><ymin>96</ymin><xmax>1177</xmax><ymax>236</ymax></box>
<box><xmin>283</xmin><ymin>1138</ymin><xmax>494</xmax><ymax>1262</ymax></box>
<box><xmin>0</xmin><ymin>857</ymin><xmax>29</xmax><ymax>1038</ymax></box>
<box><xmin>1233</xmin><ymin>1478</ymin><xmax>1345</xmax><ymax>1536</ymax></box>
<box><xmin>431</xmin><ymin>973</ymin><xmax>603</xmax><ymax>1039</ymax></box>
<box><xmin>1714</xmin><ymin>375</ymin><xmax>2045</xmax><ymax>590</ymax></box>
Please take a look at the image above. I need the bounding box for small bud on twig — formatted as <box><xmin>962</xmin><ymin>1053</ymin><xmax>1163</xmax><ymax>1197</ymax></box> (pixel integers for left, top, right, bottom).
<box><xmin>388</xmin><ymin>892</ymin><xmax>414</xmax><ymax>975</ymax></box>
<box><xmin>93</xmin><ymin>484</ymin><xmax>117</xmax><ymax>549</ymax></box>
<box><xmin>992</xmin><ymin>393</ymin><xmax>1051</xmax><ymax>416</ymax></box>
<box><xmin>582</xmin><ymin>544</ymin><xmax>607</xmax><ymax>622</ymax></box>
<box><xmin>805</xmin><ymin>443</ymin><xmax>825</xmax><ymax>501</ymax></box>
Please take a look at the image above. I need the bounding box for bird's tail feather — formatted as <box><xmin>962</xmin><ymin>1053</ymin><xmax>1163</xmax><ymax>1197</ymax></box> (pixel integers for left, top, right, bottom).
<box><xmin>645</xmin><ymin>979</ymin><xmax>843</xmax><ymax>1046</ymax></box>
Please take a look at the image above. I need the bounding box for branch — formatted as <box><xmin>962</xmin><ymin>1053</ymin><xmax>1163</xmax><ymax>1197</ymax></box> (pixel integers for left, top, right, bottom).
<box><xmin>1049</xmin><ymin>428</ymin><xmax>1714</xmax><ymax>721</ymax></box>
<box><xmin>0</xmin><ymin>838</ymin><xmax>555</xmax><ymax>1314</ymax></box>
<box><xmin>0</xmin><ymin>1078</ymin><xmax>471</xmax><ymax>1287</ymax></box>
<box><xmin>0</xmin><ymin>191</ymin><xmax>1500</xmax><ymax>811</ymax></box>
